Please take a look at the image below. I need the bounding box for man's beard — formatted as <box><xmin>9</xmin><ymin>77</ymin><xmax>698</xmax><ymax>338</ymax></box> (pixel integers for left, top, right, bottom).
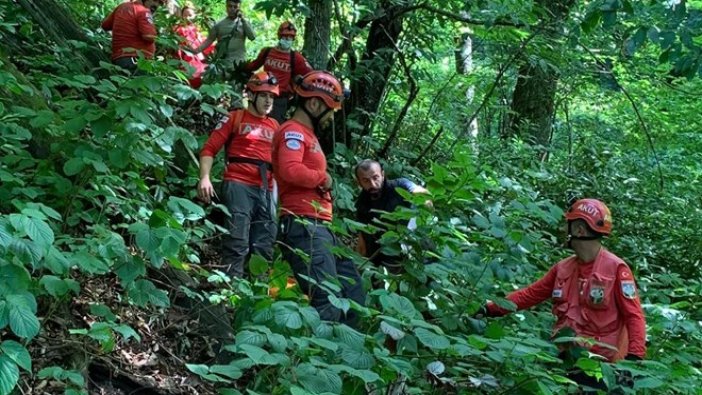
<box><xmin>368</xmin><ymin>189</ymin><xmax>381</xmax><ymax>199</ymax></box>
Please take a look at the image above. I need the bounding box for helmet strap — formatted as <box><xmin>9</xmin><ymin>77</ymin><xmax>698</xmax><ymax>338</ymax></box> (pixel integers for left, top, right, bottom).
<box><xmin>301</xmin><ymin>99</ymin><xmax>331</xmax><ymax>134</ymax></box>
<box><xmin>566</xmin><ymin>221</ymin><xmax>602</xmax><ymax>248</ymax></box>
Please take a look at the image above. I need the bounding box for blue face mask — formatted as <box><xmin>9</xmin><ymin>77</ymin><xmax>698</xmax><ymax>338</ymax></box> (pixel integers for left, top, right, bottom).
<box><xmin>278</xmin><ymin>38</ymin><xmax>293</xmax><ymax>50</ymax></box>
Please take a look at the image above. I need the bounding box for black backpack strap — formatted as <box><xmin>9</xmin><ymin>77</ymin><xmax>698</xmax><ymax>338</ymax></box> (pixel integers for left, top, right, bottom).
<box><xmin>290</xmin><ymin>50</ymin><xmax>295</xmax><ymax>81</ymax></box>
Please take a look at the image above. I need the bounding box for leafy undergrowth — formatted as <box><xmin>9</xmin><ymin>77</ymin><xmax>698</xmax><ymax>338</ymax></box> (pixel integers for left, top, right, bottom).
<box><xmin>21</xmin><ymin>273</ymin><xmax>219</xmax><ymax>395</ymax></box>
<box><xmin>2</xmin><ymin>7</ymin><xmax>702</xmax><ymax>394</ymax></box>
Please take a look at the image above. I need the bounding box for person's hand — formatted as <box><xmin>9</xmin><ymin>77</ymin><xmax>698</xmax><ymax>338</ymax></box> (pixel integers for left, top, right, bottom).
<box><xmin>472</xmin><ymin>305</ymin><xmax>489</xmax><ymax>319</ymax></box>
<box><xmin>197</xmin><ymin>176</ymin><xmax>215</xmax><ymax>203</ymax></box>
<box><xmin>321</xmin><ymin>172</ymin><xmax>333</xmax><ymax>191</ymax></box>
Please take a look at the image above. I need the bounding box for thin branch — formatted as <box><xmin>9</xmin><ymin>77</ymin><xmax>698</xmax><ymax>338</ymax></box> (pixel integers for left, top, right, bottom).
<box><xmin>410</xmin><ymin>73</ymin><xmax>458</xmax><ymax>145</ymax></box>
<box><xmin>417</xmin><ymin>4</ymin><xmax>527</xmax><ymax>28</ymax></box>
<box><xmin>581</xmin><ymin>45</ymin><xmax>664</xmax><ymax>190</ymax></box>
<box><xmin>327</xmin><ymin>2</ymin><xmax>522</xmax><ymax>71</ymax></box>
<box><xmin>414</xmin><ymin>27</ymin><xmax>543</xmax><ymax>164</ymax></box>
<box><xmin>377</xmin><ymin>27</ymin><xmax>420</xmax><ymax>159</ymax></box>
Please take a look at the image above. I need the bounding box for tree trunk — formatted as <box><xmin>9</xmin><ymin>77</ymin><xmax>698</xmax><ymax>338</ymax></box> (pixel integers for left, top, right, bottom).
<box><xmin>346</xmin><ymin>1</ymin><xmax>405</xmax><ymax>145</ymax></box>
<box><xmin>456</xmin><ymin>31</ymin><xmax>478</xmax><ymax>139</ymax></box>
<box><xmin>508</xmin><ymin>63</ymin><xmax>558</xmax><ymax>145</ymax></box>
<box><xmin>302</xmin><ymin>0</ymin><xmax>332</xmax><ymax>69</ymax></box>
<box><xmin>15</xmin><ymin>0</ymin><xmax>108</xmax><ymax>69</ymax></box>
<box><xmin>507</xmin><ymin>0</ymin><xmax>575</xmax><ymax>147</ymax></box>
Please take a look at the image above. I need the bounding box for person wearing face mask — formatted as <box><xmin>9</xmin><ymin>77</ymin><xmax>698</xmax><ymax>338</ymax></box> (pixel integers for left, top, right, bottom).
<box><xmin>174</xmin><ymin>2</ymin><xmax>213</xmax><ymax>88</ymax></box>
<box><xmin>245</xmin><ymin>21</ymin><xmax>313</xmax><ymax>123</ymax></box>
<box><xmin>474</xmin><ymin>199</ymin><xmax>646</xmax><ymax>391</ymax></box>
<box><xmin>354</xmin><ymin>159</ymin><xmax>430</xmax><ymax>275</ymax></box>
<box><xmin>197</xmin><ymin>72</ymin><xmax>280</xmax><ymax>279</ymax></box>
<box><xmin>101</xmin><ymin>0</ymin><xmax>165</xmax><ymax>72</ymax></box>
<box><xmin>271</xmin><ymin>71</ymin><xmax>365</xmax><ymax>327</ymax></box>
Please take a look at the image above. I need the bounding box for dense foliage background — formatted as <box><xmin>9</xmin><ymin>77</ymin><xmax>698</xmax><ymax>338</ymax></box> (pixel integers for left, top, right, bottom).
<box><xmin>0</xmin><ymin>0</ymin><xmax>701</xmax><ymax>394</ymax></box>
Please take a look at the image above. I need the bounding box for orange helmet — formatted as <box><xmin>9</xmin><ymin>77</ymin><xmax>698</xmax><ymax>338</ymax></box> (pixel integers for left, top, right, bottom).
<box><xmin>294</xmin><ymin>71</ymin><xmax>345</xmax><ymax>110</ymax></box>
<box><xmin>246</xmin><ymin>71</ymin><xmax>279</xmax><ymax>96</ymax></box>
<box><xmin>278</xmin><ymin>21</ymin><xmax>297</xmax><ymax>38</ymax></box>
<box><xmin>564</xmin><ymin>198</ymin><xmax>612</xmax><ymax>235</ymax></box>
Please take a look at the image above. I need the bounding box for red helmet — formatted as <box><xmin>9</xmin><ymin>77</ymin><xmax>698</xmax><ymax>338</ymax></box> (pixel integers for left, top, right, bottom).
<box><xmin>294</xmin><ymin>71</ymin><xmax>345</xmax><ymax>110</ymax></box>
<box><xmin>246</xmin><ymin>71</ymin><xmax>279</xmax><ymax>96</ymax></box>
<box><xmin>564</xmin><ymin>198</ymin><xmax>612</xmax><ymax>235</ymax></box>
<box><xmin>278</xmin><ymin>21</ymin><xmax>297</xmax><ymax>38</ymax></box>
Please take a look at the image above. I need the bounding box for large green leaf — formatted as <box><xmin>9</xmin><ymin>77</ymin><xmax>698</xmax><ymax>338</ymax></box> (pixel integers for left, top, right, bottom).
<box><xmin>340</xmin><ymin>344</ymin><xmax>374</xmax><ymax>369</ymax></box>
<box><xmin>0</xmin><ymin>264</ymin><xmax>30</xmax><ymax>294</ymax></box>
<box><xmin>295</xmin><ymin>363</ymin><xmax>342</xmax><ymax>394</ymax></box>
<box><xmin>379</xmin><ymin>293</ymin><xmax>418</xmax><ymax>319</ymax></box>
<box><xmin>127</xmin><ymin>279</ymin><xmax>170</xmax><ymax>308</ymax></box>
<box><xmin>0</xmin><ymin>355</ymin><xmax>19</xmax><ymax>395</ymax></box>
<box><xmin>273</xmin><ymin>305</ymin><xmax>302</xmax><ymax>329</ymax></box>
<box><xmin>414</xmin><ymin>328</ymin><xmax>450</xmax><ymax>350</ymax></box>
<box><xmin>0</xmin><ymin>341</ymin><xmax>31</xmax><ymax>372</ymax></box>
<box><xmin>235</xmin><ymin>330</ymin><xmax>267</xmax><ymax>347</ymax></box>
<box><xmin>6</xmin><ymin>293</ymin><xmax>39</xmax><ymax>339</ymax></box>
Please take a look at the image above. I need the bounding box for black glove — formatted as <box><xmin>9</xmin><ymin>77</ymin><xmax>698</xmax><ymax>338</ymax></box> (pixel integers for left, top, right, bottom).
<box><xmin>472</xmin><ymin>305</ymin><xmax>489</xmax><ymax>319</ymax></box>
<box><xmin>625</xmin><ymin>354</ymin><xmax>643</xmax><ymax>361</ymax></box>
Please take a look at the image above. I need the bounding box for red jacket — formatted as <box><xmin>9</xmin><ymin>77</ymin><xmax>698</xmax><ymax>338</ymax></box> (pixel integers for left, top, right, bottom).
<box><xmin>271</xmin><ymin>120</ymin><xmax>331</xmax><ymax>220</ymax></box>
<box><xmin>101</xmin><ymin>2</ymin><xmax>157</xmax><ymax>60</ymax></box>
<box><xmin>174</xmin><ymin>23</ymin><xmax>212</xmax><ymax>88</ymax></box>
<box><xmin>246</xmin><ymin>48</ymin><xmax>312</xmax><ymax>95</ymax></box>
<box><xmin>201</xmin><ymin>109</ymin><xmax>280</xmax><ymax>189</ymax></box>
<box><xmin>488</xmin><ymin>248</ymin><xmax>646</xmax><ymax>361</ymax></box>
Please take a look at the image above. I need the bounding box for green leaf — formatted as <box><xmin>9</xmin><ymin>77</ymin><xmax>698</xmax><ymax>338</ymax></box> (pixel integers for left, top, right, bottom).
<box><xmin>340</xmin><ymin>345</ymin><xmax>374</xmax><ymax>369</ymax></box>
<box><xmin>0</xmin><ymin>264</ymin><xmax>31</xmax><ymax>293</ymax></box>
<box><xmin>0</xmin><ymin>341</ymin><xmax>31</xmax><ymax>372</ymax></box>
<box><xmin>7</xmin><ymin>301</ymin><xmax>39</xmax><ymax>339</ymax></box>
<box><xmin>74</xmin><ymin>250</ymin><xmax>110</xmax><ymax>274</ymax></box>
<box><xmin>273</xmin><ymin>305</ymin><xmax>302</xmax><ymax>329</ymax></box>
<box><xmin>248</xmin><ymin>255</ymin><xmax>269</xmax><ymax>277</ymax></box>
<box><xmin>236</xmin><ymin>330</ymin><xmax>267</xmax><ymax>347</ymax></box>
<box><xmin>380</xmin><ymin>321</ymin><xmax>405</xmax><ymax>340</ymax></box>
<box><xmin>266</xmin><ymin>333</ymin><xmax>287</xmax><ymax>352</ymax></box>
<box><xmin>209</xmin><ymin>364</ymin><xmax>243</xmax><ymax>380</ymax></box>
<box><xmin>634</xmin><ymin>377</ymin><xmax>665</xmax><ymax>390</ymax></box>
<box><xmin>295</xmin><ymin>364</ymin><xmax>342</xmax><ymax>394</ymax></box>
<box><xmin>0</xmin><ymin>355</ymin><xmax>19</xmax><ymax>395</ymax></box>
<box><xmin>18</xmin><ymin>215</ymin><xmax>54</xmax><ymax>249</ymax></box>
<box><xmin>414</xmin><ymin>328</ymin><xmax>450</xmax><ymax>350</ymax></box>
<box><xmin>167</xmin><ymin>197</ymin><xmax>205</xmax><ymax>222</ymax></box>
<box><xmin>112</xmin><ymin>324</ymin><xmax>141</xmax><ymax>342</ymax></box>
<box><xmin>379</xmin><ymin>293</ymin><xmax>418</xmax><ymax>319</ymax></box>
<box><xmin>37</xmin><ymin>366</ymin><xmax>85</xmax><ymax>387</ymax></box>
<box><xmin>89</xmin><ymin>304</ymin><xmax>117</xmax><ymax>322</ymax></box>
<box><xmin>63</xmin><ymin>158</ymin><xmax>85</xmax><ymax>176</ymax></box>
<box><xmin>493</xmin><ymin>298</ymin><xmax>517</xmax><ymax>312</ymax></box>
<box><xmin>115</xmin><ymin>257</ymin><xmax>146</xmax><ymax>285</ymax></box>
<box><xmin>127</xmin><ymin>279</ymin><xmax>170</xmax><ymax>307</ymax></box>
<box><xmin>40</xmin><ymin>275</ymin><xmax>71</xmax><ymax>297</ymax></box>
<box><xmin>333</xmin><ymin>324</ymin><xmax>364</xmax><ymax>348</ymax></box>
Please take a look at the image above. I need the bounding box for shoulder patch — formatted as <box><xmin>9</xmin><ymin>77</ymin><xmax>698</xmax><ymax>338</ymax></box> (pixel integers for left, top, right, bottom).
<box><xmin>284</xmin><ymin>131</ymin><xmax>304</xmax><ymax>141</ymax></box>
<box><xmin>621</xmin><ymin>280</ymin><xmax>637</xmax><ymax>299</ymax></box>
<box><xmin>285</xmin><ymin>139</ymin><xmax>301</xmax><ymax>150</ymax></box>
<box><xmin>146</xmin><ymin>12</ymin><xmax>154</xmax><ymax>25</ymax></box>
<box><xmin>215</xmin><ymin>116</ymin><xmax>229</xmax><ymax>130</ymax></box>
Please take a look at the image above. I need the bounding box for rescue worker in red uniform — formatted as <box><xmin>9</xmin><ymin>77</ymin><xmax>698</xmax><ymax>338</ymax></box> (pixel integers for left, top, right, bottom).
<box><xmin>245</xmin><ymin>21</ymin><xmax>313</xmax><ymax>123</ymax></box>
<box><xmin>197</xmin><ymin>72</ymin><xmax>280</xmax><ymax>278</ymax></box>
<box><xmin>477</xmin><ymin>199</ymin><xmax>646</xmax><ymax>390</ymax></box>
<box><xmin>101</xmin><ymin>0</ymin><xmax>164</xmax><ymax>72</ymax></box>
<box><xmin>272</xmin><ymin>71</ymin><xmax>365</xmax><ymax>327</ymax></box>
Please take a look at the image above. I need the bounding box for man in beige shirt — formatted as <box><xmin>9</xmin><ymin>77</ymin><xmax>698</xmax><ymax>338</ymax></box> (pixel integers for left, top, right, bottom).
<box><xmin>193</xmin><ymin>0</ymin><xmax>255</xmax><ymax>66</ymax></box>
